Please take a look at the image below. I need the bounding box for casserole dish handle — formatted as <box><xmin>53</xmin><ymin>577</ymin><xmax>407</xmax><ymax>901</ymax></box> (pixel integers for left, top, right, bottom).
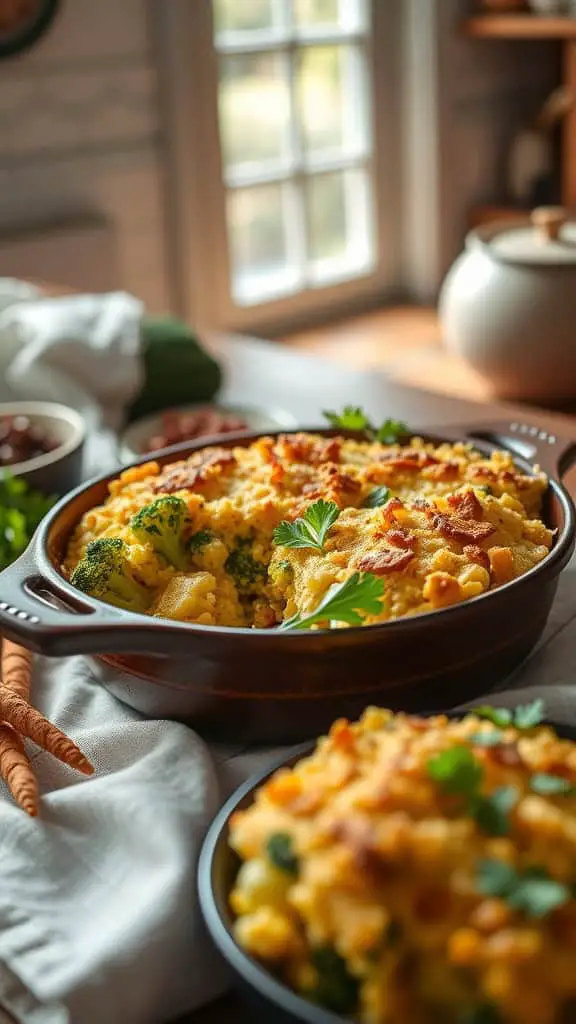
<box><xmin>0</xmin><ymin>548</ymin><xmax>184</xmax><ymax>657</ymax></box>
<box><xmin>439</xmin><ymin>419</ymin><xmax>576</xmax><ymax>480</ymax></box>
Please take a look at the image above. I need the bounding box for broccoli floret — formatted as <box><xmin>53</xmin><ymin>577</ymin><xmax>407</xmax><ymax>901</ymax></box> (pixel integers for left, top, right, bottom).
<box><xmin>189</xmin><ymin>529</ymin><xmax>214</xmax><ymax>553</ymax></box>
<box><xmin>225</xmin><ymin>537</ymin><xmax>267</xmax><ymax>593</ymax></box>
<box><xmin>70</xmin><ymin>537</ymin><xmax>150</xmax><ymax>612</ymax></box>
<box><xmin>130</xmin><ymin>496</ymin><xmax>191</xmax><ymax>570</ymax></box>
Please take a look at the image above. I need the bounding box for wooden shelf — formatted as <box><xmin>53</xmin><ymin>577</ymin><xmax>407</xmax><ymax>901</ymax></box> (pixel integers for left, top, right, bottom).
<box><xmin>463</xmin><ymin>15</ymin><xmax>576</xmax><ymax>39</ymax></box>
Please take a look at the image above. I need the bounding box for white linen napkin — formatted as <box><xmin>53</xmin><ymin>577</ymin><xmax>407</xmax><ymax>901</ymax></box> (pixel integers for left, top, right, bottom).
<box><xmin>0</xmin><ymin>282</ymin><xmax>144</xmax><ymax>478</ymax></box>
<box><xmin>0</xmin><ymin>278</ymin><xmax>575</xmax><ymax>1024</ymax></box>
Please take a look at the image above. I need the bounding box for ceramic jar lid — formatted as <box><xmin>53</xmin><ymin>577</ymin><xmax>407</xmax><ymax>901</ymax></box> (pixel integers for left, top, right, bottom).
<box><xmin>476</xmin><ymin>207</ymin><xmax>576</xmax><ymax>266</ymax></box>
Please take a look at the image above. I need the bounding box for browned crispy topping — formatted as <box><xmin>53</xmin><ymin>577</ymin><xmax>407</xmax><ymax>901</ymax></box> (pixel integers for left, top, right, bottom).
<box><xmin>423</xmin><ymin>460</ymin><xmax>461</xmax><ymax>482</ymax></box>
<box><xmin>463</xmin><ymin>544</ymin><xmax>491</xmax><ymax>571</ymax></box>
<box><xmin>486</xmin><ymin>743</ymin><xmax>523</xmax><ymax>768</ymax></box>
<box><xmin>357</xmin><ymin>548</ymin><xmax>414</xmax><ymax>575</ymax></box>
<box><xmin>301</xmin><ymin>463</ymin><xmax>361</xmax><ymax>507</ymax></box>
<box><xmin>155</xmin><ymin>448</ymin><xmax>236</xmax><ymax>493</ymax></box>
<box><xmin>448</xmin><ymin>490</ymin><xmax>483</xmax><ymax>521</ymax></box>
<box><xmin>386</xmin><ymin>528</ymin><xmax>416</xmax><ymax>551</ymax></box>
<box><xmin>378</xmin><ymin>449</ymin><xmax>440</xmax><ymax>470</ymax></box>
<box><xmin>276</xmin><ymin>433</ymin><xmax>341</xmax><ymax>466</ymax></box>
<box><xmin>432</xmin><ymin>513</ymin><xmax>496</xmax><ymax>545</ymax></box>
<box><xmin>380</xmin><ymin>496</ymin><xmax>405</xmax><ymax>528</ymax></box>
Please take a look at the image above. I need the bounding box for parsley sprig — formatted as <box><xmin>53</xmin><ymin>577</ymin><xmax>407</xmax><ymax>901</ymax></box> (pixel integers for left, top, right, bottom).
<box><xmin>427</xmin><ymin>746</ymin><xmax>518</xmax><ymax>837</ymax></box>
<box><xmin>477</xmin><ymin>859</ymin><xmax>571</xmax><ymax>918</ymax></box>
<box><xmin>279</xmin><ymin>572</ymin><xmax>385</xmax><ymax>631</ymax></box>
<box><xmin>273</xmin><ymin>499</ymin><xmax>340</xmax><ymax>553</ymax></box>
<box><xmin>473</xmin><ymin>699</ymin><xmax>545</xmax><ymax>730</ymax></box>
<box><xmin>530</xmin><ymin>773</ymin><xmax>576</xmax><ymax>797</ymax></box>
<box><xmin>323</xmin><ymin>406</ymin><xmax>408</xmax><ymax>445</ymax></box>
<box><xmin>362</xmin><ymin>486</ymin><xmax>391</xmax><ymax>509</ymax></box>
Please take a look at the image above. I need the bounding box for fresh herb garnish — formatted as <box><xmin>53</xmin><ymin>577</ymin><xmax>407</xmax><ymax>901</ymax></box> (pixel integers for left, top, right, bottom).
<box><xmin>273</xmin><ymin>499</ymin><xmax>340</xmax><ymax>553</ymax></box>
<box><xmin>473</xmin><ymin>699</ymin><xmax>545</xmax><ymax>731</ymax></box>
<box><xmin>469</xmin><ymin>731</ymin><xmax>506</xmax><ymax>747</ymax></box>
<box><xmin>377</xmin><ymin>418</ymin><xmax>409</xmax><ymax>444</ymax></box>
<box><xmin>427</xmin><ymin>747</ymin><xmax>482</xmax><ymax>796</ymax></box>
<box><xmin>266</xmin><ymin>832</ymin><xmax>299</xmax><ymax>876</ymax></box>
<box><xmin>307</xmin><ymin>947</ymin><xmax>359</xmax><ymax>1015</ymax></box>
<box><xmin>362</xmin><ymin>486</ymin><xmax>391</xmax><ymax>509</ymax></box>
<box><xmin>280</xmin><ymin>572</ymin><xmax>385</xmax><ymax>631</ymax></box>
<box><xmin>323</xmin><ymin>406</ymin><xmax>371</xmax><ymax>434</ymax></box>
<box><xmin>427</xmin><ymin>748</ymin><xmax>519</xmax><ymax>836</ymax></box>
<box><xmin>530</xmin><ymin>773</ymin><xmax>576</xmax><ymax>796</ymax></box>
<box><xmin>514</xmin><ymin>699</ymin><xmax>546</xmax><ymax>729</ymax></box>
<box><xmin>477</xmin><ymin>860</ymin><xmax>571</xmax><ymax>918</ymax></box>
<box><xmin>474</xmin><ymin>786</ymin><xmax>519</xmax><ymax>838</ymax></box>
<box><xmin>0</xmin><ymin>472</ymin><xmax>55</xmax><ymax>571</ymax></box>
<box><xmin>323</xmin><ymin>407</ymin><xmax>408</xmax><ymax>444</ymax></box>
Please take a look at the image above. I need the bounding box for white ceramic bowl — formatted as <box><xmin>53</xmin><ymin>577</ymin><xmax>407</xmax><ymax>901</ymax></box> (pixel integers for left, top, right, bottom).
<box><xmin>0</xmin><ymin>401</ymin><xmax>86</xmax><ymax>495</ymax></box>
<box><xmin>118</xmin><ymin>403</ymin><xmax>299</xmax><ymax>464</ymax></box>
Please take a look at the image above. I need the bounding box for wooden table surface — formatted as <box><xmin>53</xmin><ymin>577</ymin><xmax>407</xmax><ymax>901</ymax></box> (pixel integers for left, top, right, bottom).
<box><xmin>176</xmin><ymin>331</ymin><xmax>576</xmax><ymax>1024</ymax></box>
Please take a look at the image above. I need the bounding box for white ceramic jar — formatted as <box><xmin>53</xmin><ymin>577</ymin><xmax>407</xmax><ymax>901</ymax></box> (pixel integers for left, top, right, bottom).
<box><xmin>439</xmin><ymin>207</ymin><xmax>576</xmax><ymax>403</ymax></box>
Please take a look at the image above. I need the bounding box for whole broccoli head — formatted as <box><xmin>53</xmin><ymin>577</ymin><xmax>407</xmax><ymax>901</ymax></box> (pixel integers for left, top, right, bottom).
<box><xmin>225</xmin><ymin>537</ymin><xmax>267</xmax><ymax>594</ymax></box>
<box><xmin>130</xmin><ymin>495</ymin><xmax>191</xmax><ymax>570</ymax></box>
<box><xmin>70</xmin><ymin>537</ymin><xmax>150</xmax><ymax>612</ymax></box>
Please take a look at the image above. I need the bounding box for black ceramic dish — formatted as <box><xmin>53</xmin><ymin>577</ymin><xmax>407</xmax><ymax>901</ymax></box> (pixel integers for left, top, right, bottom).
<box><xmin>198</xmin><ymin>717</ymin><xmax>576</xmax><ymax>1024</ymax></box>
<box><xmin>0</xmin><ymin>419</ymin><xmax>573</xmax><ymax>743</ymax></box>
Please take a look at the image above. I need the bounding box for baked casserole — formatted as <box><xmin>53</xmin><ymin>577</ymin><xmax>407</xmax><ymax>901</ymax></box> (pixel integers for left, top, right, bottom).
<box><xmin>64</xmin><ymin>429</ymin><xmax>553</xmax><ymax>629</ymax></box>
<box><xmin>229</xmin><ymin>705</ymin><xmax>576</xmax><ymax>1024</ymax></box>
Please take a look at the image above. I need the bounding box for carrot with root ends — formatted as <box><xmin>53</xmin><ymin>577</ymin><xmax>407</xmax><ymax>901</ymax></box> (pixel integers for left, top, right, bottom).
<box><xmin>1</xmin><ymin>639</ymin><xmax>33</xmax><ymax>699</ymax></box>
<box><xmin>1</xmin><ymin>639</ymin><xmax>94</xmax><ymax>777</ymax></box>
<box><xmin>0</xmin><ymin>688</ymin><xmax>94</xmax><ymax>775</ymax></box>
<box><xmin>0</xmin><ymin>639</ymin><xmax>38</xmax><ymax>815</ymax></box>
<box><xmin>0</xmin><ymin>722</ymin><xmax>39</xmax><ymax>816</ymax></box>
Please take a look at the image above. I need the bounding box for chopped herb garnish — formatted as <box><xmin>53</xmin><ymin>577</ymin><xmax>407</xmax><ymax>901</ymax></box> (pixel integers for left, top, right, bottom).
<box><xmin>273</xmin><ymin>499</ymin><xmax>340</xmax><ymax>552</ymax></box>
<box><xmin>530</xmin><ymin>773</ymin><xmax>576</xmax><ymax>796</ymax></box>
<box><xmin>469</xmin><ymin>731</ymin><xmax>506</xmax><ymax>747</ymax></box>
<box><xmin>473</xmin><ymin>699</ymin><xmax>545</xmax><ymax>731</ymax></box>
<box><xmin>276</xmin><ymin>559</ymin><xmax>292</xmax><ymax>574</ymax></box>
<box><xmin>323</xmin><ymin>407</ymin><xmax>408</xmax><ymax>445</ymax></box>
<box><xmin>279</xmin><ymin>572</ymin><xmax>385</xmax><ymax>631</ymax></box>
<box><xmin>477</xmin><ymin>860</ymin><xmax>571</xmax><ymax>918</ymax></box>
<box><xmin>362</xmin><ymin>486</ymin><xmax>391</xmax><ymax>509</ymax></box>
<box><xmin>377</xmin><ymin>418</ymin><xmax>409</xmax><ymax>445</ymax></box>
<box><xmin>427</xmin><ymin>748</ymin><xmax>518</xmax><ymax>836</ymax></box>
<box><xmin>266</xmin><ymin>832</ymin><xmax>299</xmax><ymax>876</ymax></box>
<box><xmin>308</xmin><ymin>946</ymin><xmax>359</xmax><ymax>1015</ymax></box>
<box><xmin>474</xmin><ymin>786</ymin><xmax>519</xmax><ymax>838</ymax></box>
<box><xmin>323</xmin><ymin>406</ymin><xmax>372</xmax><ymax>434</ymax></box>
<box><xmin>427</xmin><ymin>747</ymin><xmax>483</xmax><ymax>797</ymax></box>
<box><xmin>473</xmin><ymin>705</ymin><xmax>513</xmax><ymax>728</ymax></box>
<box><xmin>514</xmin><ymin>699</ymin><xmax>546</xmax><ymax>729</ymax></box>
<box><xmin>188</xmin><ymin>529</ymin><xmax>214</xmax><ymax>552</ymax></box>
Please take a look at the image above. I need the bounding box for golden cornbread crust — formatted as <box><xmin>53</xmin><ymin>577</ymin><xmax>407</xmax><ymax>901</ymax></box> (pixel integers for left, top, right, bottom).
<box><xmin>64</xmin><ymin>433</ymin><xmax>553</xmax><ymax>628</ymax></box>
<box><xmin>229</xmin><ymin>709</ymin><xmax>576</xmax><ymax>1024</ymax></box>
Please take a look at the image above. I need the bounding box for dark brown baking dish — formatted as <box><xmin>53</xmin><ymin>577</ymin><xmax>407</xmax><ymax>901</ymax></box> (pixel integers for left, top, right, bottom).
<box><xmin>198</xmin><ymin>717</ymin><xmax>576</xmax><ymax>1024</ymax></box>
<box><xmin>0</xmin><ymin>420</ymin><xmax>573</xmax><ymax>743</ymax></box>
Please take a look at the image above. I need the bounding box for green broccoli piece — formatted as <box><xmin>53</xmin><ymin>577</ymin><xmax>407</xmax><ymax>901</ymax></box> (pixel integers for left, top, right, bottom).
<box><xmin>130</xmin><ymin>496</ymin><xmax>191</xmax><ymax>570</ymax></box>
<box><xmin>70</xmin><ymin>537</ymin><xmax>150</xmax><ymax>612</ymax></box>
<box><xmin>225</xmin><ymin>537</ymin><xmax>267</xmax><ymax>593</ymax></box>
<box><xmin>189</xmin><ymin>529</ymin><xmax>214</xmax><ymax>553</ymax></box>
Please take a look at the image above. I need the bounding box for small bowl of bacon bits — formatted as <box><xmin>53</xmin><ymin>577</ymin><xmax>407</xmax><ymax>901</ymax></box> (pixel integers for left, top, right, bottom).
<box><xmin>119</xmin><ymin>402</ymin><xmax>298</xmax><ymax>463</ymax></box>
<box><xmin>0</xmin><ymin>402</ymin><xmax>86</xmax><ymax>496</ymax></box>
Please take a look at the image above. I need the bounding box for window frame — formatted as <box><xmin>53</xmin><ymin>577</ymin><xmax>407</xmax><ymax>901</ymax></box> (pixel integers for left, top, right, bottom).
<box><xmin>153</xmin><ymin>0</ymin><xmax>403</xmax><ymax>334</ymax></box>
